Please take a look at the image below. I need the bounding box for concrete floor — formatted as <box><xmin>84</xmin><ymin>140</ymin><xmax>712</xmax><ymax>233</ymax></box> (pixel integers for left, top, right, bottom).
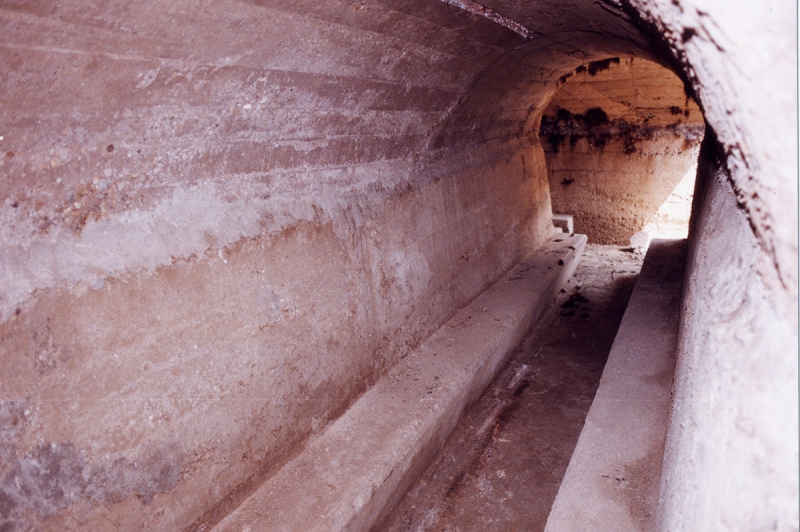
<box><xmin>546</xmin><ymin>239</ymin><xmax>685</xmax><ymax>532</ymax></box>
<box><xmin>378</xmin><ymin>244</ymin><xmax>644</xmax><ymax>532</ymax></box>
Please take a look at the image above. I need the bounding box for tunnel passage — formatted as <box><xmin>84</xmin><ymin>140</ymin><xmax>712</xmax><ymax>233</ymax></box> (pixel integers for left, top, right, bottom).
<box><xmin>538</xmin><ymin>56</ymin><xmax>704</xmax><ymax>245</ymax></box>
<box><xmin>0</xmin><ymin>1</ymin><xmax>796</xmax><ymax>532</ymax></box>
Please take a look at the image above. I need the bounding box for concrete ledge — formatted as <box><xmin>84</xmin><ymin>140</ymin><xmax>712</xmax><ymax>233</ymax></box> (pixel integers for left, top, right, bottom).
<box><xmin>211</xmin><ymin>233</ymin><xmax>587</xmax><ymax>532</ymax></box>
<box><xmin>545</xmin><ymin>239</ymin><xmax>686</xmax><ymax>532</ymax></box>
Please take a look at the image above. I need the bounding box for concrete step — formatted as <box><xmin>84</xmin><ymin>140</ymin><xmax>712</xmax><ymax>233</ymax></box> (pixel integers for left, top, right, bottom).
<box><xmin>544</xmin><ymin>239</ymin><xmax>686</xmax><ymax>532</ymax></box>
<box><xmin>210</xmin><ymin>233</ymin><xmax>587</xmax><ymax>532</ymax></box>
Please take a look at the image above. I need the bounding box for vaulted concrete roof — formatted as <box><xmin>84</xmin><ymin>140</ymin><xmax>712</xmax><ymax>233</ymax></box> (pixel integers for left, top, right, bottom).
<box><xmin>0</xmin><ymin>1</ymin><xmax>795</xmax><ymax>531</ymax></box>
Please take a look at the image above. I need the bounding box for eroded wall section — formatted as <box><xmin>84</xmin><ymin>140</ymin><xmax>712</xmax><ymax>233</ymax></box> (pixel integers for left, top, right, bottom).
<box><xmin>539</xmin><ymin>57</ymin><xmax>704</xmax><ymax>244</ymax></box>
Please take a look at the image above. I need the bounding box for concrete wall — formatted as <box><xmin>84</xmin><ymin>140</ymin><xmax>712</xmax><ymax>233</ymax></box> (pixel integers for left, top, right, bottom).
<box><xmin>629</xmin><ymin>1</ymin><xmax>798</xmax><ymax>530</ymax></box>
<box><xmin>539</xmin><ymin>57</ymin><xmax>704</xmax><ymax>244</ymax></box>
<box><xmin>659</xmin><ymin>129</ymin><xmax>799</xmax><ymax>531</ymax></box>
<box><xmin>0</xmin><ymin>0</ymin><xmax>796</xmax><ymax>531</ymax></box>
<box><xmin>0</xmin><ymin>3</ymin><xmax>559</xmax><ymax>530</ymax></box>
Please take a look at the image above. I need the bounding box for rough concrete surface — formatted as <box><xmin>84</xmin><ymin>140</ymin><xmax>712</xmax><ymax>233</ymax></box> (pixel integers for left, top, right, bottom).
<box><xmin>0</xmin><ymin>0</ymin><xmax>795</xmax><ymax>530</ymax></box>
<box><xmin>210</xmin><ymin>234</ymin><xmax>585</xmax><ymax>532</ymax></box>
<box><xmin>658</xmin><ymin>131</ymin><xmax>799</xmax><ymax>532</ymax></box>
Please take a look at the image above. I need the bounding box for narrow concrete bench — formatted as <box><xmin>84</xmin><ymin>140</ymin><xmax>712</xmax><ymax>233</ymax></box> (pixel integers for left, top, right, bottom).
<box><xmin>545</xmin><ymin>239</ymin><xmax>686</xmax><ymax>532</ymax></box>
<box><xmin>211</xmin><ymin>233</ymin><xmax>586</xmax><ymax>532</ymax></box>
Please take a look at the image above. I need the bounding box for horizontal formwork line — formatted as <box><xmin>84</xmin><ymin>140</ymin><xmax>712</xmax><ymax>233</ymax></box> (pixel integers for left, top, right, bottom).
<box><xmin>0</xmin><ymin>41</ymin><xmax>465</xmax><ymax>99</ymax></box>
<box><xmin>0</xmin><ymin>5</ymin><xmax>494</xmax><ymax>79</ymax></box>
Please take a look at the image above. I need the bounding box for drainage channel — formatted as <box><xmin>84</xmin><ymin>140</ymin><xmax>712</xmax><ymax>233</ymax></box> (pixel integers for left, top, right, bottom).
<box><xmin>377</xmin><ymin>244</ymin><xmax>645</xmax><ymax>532</ymax></box>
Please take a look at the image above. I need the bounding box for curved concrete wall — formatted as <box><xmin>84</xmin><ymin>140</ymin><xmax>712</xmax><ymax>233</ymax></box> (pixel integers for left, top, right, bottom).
<box><xmin>660</xmin><ymin>128</ymin><xmax>798</xmax><ymax>531</ymax></box>
<box><xmin>0</xmin><ymin>1</ymin><xmax>795</xmax><ymax>531</ymax></box>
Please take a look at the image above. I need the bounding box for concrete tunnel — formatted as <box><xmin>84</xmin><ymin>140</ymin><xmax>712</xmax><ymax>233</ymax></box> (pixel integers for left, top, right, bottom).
<box><xmin>0</xmin><ymin>1</ymin><xmax>796</xmax><ymax>531</ymax></box>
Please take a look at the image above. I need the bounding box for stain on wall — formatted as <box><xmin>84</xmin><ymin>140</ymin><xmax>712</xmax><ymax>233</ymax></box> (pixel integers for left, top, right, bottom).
<box><xmin>0</xmin><ymin>399</ymin><xmax>181</xmax><ymax>530</ymax></box>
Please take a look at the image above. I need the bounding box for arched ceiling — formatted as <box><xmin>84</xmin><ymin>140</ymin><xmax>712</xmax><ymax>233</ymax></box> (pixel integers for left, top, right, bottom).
<box><xmin>0</xmin><ymin>0</ymin><xmax>795</xmax><ymax>310</ymax></box>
